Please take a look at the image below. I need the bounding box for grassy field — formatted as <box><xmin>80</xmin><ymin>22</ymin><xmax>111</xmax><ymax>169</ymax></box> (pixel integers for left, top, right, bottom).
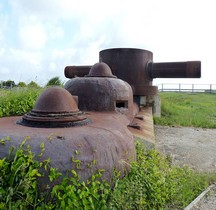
<box><xmin>154</xmin><ymin>92</ymin><xmax>216</xmax><ymax>128</ymax></box>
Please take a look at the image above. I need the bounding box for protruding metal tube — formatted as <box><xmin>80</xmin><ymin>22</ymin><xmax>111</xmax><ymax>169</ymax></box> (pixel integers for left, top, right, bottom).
<box><xmin>64</xmin><ymin>66</ymin><xmax>91</xmax><ymax>78</ymax></box>
<box><xmin>148</xmin><ymin>61</ymin><xmax>201</xmax><ymax>78</ymax></box>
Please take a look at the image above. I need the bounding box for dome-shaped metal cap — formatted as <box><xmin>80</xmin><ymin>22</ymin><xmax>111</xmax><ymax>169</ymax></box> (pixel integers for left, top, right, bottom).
<box><xmin>18</xmin><ymin>87</ymin><xmax>90</xmax><ymax>128</ymax></box>
<box><xmin>85</xmin><ymin>62</ymin><xmax>116</xmax><ymax>78</ymax></box>
<box><xmin>32</xmin><ymin>86</ymin><xmax>79</xmax><ymax>113</ymax></box>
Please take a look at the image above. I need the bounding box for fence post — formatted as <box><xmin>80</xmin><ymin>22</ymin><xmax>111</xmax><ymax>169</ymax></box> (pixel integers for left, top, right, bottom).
<box><xmin>192</xmin><ymin>84</ymin><xmax>194</xmax><ymax>93</ymax></box>
<box><xmin>162</xmin><ymin>84</ymin><xmax>164</xmax><ymax>92</ymax></box>
<box><xmin>210</xmin><ymin>84</ymin><xmax>212</xmax><ymax>93</ymax></box>
<box><xmin>179</xmin><ymin>84</ymin><xmax>181</xmax><ymax>92</ymax></box>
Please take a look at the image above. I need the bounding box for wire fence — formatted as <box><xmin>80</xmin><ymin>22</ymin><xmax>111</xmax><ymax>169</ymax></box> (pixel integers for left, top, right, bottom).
<box><xmin>157</xmin><ymin>84</ymin><xmax>216</xmax><ymax>93</ymax></box>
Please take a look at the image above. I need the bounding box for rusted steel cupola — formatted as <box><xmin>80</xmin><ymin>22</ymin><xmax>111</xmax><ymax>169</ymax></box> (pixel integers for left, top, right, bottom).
<box><xmin>18</xmin><ymin>86</ymin><xmax>90</xmax><ymax>128</ymax></box>
<box><xmin>65</xmin><ymin>62</ymin><xmax>136</xmax><ymax>121</ymax></box>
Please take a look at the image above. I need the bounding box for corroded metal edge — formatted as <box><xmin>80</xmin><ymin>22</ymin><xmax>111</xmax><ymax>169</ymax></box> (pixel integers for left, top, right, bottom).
<box><xmin>128</xmin><ymin>106</ymin><xmax>155</xmax><ymax>146</ymax></box>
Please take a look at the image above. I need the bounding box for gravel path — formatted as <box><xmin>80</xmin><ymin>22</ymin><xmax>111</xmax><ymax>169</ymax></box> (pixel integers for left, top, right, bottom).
<box><xmin>155</xmin><ymin>125</ymin><xmax>216</xmax><ymax>209</ymax></box>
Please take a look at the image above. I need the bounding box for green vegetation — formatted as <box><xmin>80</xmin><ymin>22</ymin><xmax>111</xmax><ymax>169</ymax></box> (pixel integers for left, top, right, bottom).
<box><xmin>154</xmin><ymin>92</ymin><xmax>216</xmax><ymax>128</ymax></box>
<box><xmin>0</xmin><ymin>139</ymin><xmax>111</xmax><ymax>209</ymax></box>
<box><xmin>0</xmin><ymin>88</ymin><xmax>43</xmax><ymax>117</ymax></box>
<box><xmin>27</xmin><ymin>81</ymin><xmax>40</xmax><ymax>89</ymax></box>
<box><xmin>1</xmin><ymin>76</ymin><xmax>63</xmax><ymax>90</ymax></box>
<box><xmin>1</xmin><ymin>140</ymin><xmax>215</xmax><ymax>209</ymax></box>
<box><xmin>46</xmin><ymin>76</ymin><xmax>63</xmax><ymax>87</ymax></box>
<box><xmin>1</xmin><ymin>80</ymin><xmax>15</xmax><ymax>88</ymax></box>
<box><xmin>17</xmin><ymin>82</ymin><xmax>27</xmax><ymax>88</ymax></box>
<box><xmin>1</xmin><ymin>89</ymin><xmax>216</xmax><ymax>209</ymax></box>
<box><xmin>109</xmin><ymin>142</ymin><xmax>216</xmax><ymax>209</ymax></box>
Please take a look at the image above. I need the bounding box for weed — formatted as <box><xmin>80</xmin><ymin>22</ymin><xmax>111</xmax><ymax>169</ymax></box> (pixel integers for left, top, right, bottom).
<box><xmin>0</xmin><ymin>88</ymin><xmax>42</xmax><ymax>117</ymax></box>
<box><xmin>108</xmin><ymin>141</ymin><xmax>216</xmax><ymax>209</ymax></box>
<box><xmin>0</xmin><ymin>140</ymin><xmax>215</xmax><ymax>209</ymax></box>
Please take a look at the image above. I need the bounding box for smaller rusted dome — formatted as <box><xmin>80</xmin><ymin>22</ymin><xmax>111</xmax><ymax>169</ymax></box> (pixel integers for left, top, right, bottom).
<box><xmin>18</xmin><ymin>87</ymin><xmax>90</xmax><ymax>128</ymax></box>
<box><xmin>85</xmin><ymin>62</ymin><xmax>116</xmax><ymax>78</ymax></box>
<box><xmin>32</xmin><ymin>86</ymin><xmax>79</xmax><ymax>113</ymax></box>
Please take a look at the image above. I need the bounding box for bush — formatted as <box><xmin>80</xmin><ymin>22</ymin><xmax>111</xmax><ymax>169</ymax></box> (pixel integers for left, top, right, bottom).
<box><xmin>17</xmin><ymin>82</ymin><xmax>27</xmax><ymax>87</ymax></box>
<box><xmin>46</xmin><ymin>77</ymin><xmax>62</xmax><ymax>87</ymax></box>
<box><xmin>108</xmin><ymin>141</ymin><xmax>213</xmax><ymax>209</ymax></box>
<box><xmin>0</xmin><ymin>139</ymin><xmax>111</xmax><ymax>209</ymax></box>
<box><xmin>1</xmin><ymin>140</ymin><xmax>215</xmax><ymax>209</ymax></box>
<box><xmin>28</xmin><ymin>81</ymin><xmax>40</xmax><ymax>88</ymax></box>
<box><xmin>0</xmin><ymin>88</ymin><xmax>42</xmax><ymax>117</ymax></box>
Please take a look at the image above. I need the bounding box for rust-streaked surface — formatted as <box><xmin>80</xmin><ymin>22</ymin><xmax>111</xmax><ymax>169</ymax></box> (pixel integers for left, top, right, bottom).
<box><xmin>148</xmin><ymin>61</ymin><xmax>201</xmax><ymax>78</ymax></box>
<box><xmin>32</xmin><ymin>86</ymin><xmax>79</xmax><ymax>113</ymax></box>
<box><xmin>133</xmin><ymin>85</ymin><xmax>158</xmax><ymax>96</ymax></box>
<box><xmin>86</xmin><ymin>62</ymin><xmax>116</xmax><ymax>78</ymax></box>
<box><xmin>19</xmin><ymin>87</ymin><xmax>88</xmax><ymax>128</ymax></box>
<box><xmin>128</xmin><ymin>107</ymin><xmax>155</xmax><ymax>146</ymax></box>
<box><xmin>64</xmin><ymin>65</ymin><xmax>91</xmax><ymax>78</ymax></box>
<box><xmin>100</xmin><ymin>48</ymin><xmax>154</xmax><ymax>93</ymax></box>
<box><xmin>65</xmin><ymin>48</ymin><xmax>201</xmax><ymax>97</ymax></box>
<box><xmin>65</xmin><ymin>77</ymin><xmax>135</xmax><ymax>121</ymax></box>
<box><xmin>0</xmin><ymin>112</ymin><xmax>135</xmax><ymax>188</ymax></box>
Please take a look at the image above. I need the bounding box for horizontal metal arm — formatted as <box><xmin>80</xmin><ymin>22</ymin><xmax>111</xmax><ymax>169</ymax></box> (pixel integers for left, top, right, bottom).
<box><xmin>147</xmin><ymin>61</ymin><xmax>201</xmax><ymax>78</ymax></box>
<box><xmin>64</xmin><ymin>66</ymin><xmax>92</xmax><ymax>78</ymax></box>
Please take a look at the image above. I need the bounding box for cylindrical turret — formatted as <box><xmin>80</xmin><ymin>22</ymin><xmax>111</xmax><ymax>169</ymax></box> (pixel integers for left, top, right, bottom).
<box><xmin>64</xmin><ymin>48</ymin><xmax>201</xmax><ymax>96</ymax></box>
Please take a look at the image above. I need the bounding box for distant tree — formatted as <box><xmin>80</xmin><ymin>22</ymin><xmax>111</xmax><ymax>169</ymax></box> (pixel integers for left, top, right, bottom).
<box><xmin>28</xmin><ymin>81</ymin><xmax>40</xmax><ymax>88</ymax></box>
<box><xmin>3</xmin><ymin>80</ymin><xmax>15</xmax><ymax>88</ymax></box>
<box><xmin>46</xmin><ymin>76</ymin><xmax>62</xmax><ymax>86</ymax></box>
<box><xmin>17</xmin><ymin>82</ymin><xmax>27</xmax><ymax>87</ymax></box>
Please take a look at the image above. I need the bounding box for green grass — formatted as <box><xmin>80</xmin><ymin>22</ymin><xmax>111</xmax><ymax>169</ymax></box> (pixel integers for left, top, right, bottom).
<box><xmin>0</xmin><ymin>88</ymin><xmax>43</xmax><ymax>117</ymax></box>
<box><xmin>154</xmin><ymin>92</ymin><xmax>216</xmax><ymax>128</ymax></box>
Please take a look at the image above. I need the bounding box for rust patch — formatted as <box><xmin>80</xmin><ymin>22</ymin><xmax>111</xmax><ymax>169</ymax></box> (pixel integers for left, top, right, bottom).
<box><xmin>128</xmin><ymin>107</ymin><xmax>155</xmax><ymax>145</ymax></box>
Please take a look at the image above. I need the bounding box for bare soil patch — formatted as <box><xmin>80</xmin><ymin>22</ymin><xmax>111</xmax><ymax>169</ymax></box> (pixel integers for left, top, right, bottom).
<box><xmin>155</xmin><ymin>125</ymin><xmax>216</xmax><ymax>172</ymax></box>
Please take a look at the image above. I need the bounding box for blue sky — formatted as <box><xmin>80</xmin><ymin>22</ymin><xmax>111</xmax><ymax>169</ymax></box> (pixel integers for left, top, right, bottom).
<box><xmin>0</xmin><ymin>0</ymin><xmax>215</xmax><ymax>86</ymax></box>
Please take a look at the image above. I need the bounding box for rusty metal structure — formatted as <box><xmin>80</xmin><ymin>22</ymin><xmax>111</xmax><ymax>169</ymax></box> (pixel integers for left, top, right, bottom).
<box><xmin>0</xmin><ymin>47</ymin><xmax>201</xmax><ymax>190</ymax></box>
<box><xmin>18</xmin><ymin>87</ymin><xmax>90</xmax><ymax>128</ymax></box>
<box><xmin>65</xmin><ymin>48</ymin><xmax>200</xmax><ymax>96</ymax></box>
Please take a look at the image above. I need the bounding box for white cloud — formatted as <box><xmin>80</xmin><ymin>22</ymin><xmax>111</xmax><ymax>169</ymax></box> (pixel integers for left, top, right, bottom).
<box><xmin>49</xmin><ymin>62</ymin><xmax>57</xmax><ymax>72</ymax></box>
<box><xmin>50</xmin><ymin>26</ymin><xmax>65</xmax><ymax>40</ymax></box>
<box><xmin>0</xmin><ymin>67</ymin><xmax>10</xmax><ymax>75</ymax></box>
<box><xmin>0</xmin><ymin>48</ymin><xmax>5</xmax><ymax>56</ymax></box>
<box><xmin>18</xmin><ymin>24</ymin><xmax>47</xmax><ymax>50</ymax></box>
<box><xmin>0</xmin><ymin>0</ymin><xmax>215</xmax><ymax>86</ymax></box>
<box><xmin>9</xmin><ymin>49</ymin><xmax>42</xmax><ymax>66</ymax></box>
<box><xmin>0</xmin><ymin>14</ymin><xmax>8</xmax><ymax>44</ymax></box>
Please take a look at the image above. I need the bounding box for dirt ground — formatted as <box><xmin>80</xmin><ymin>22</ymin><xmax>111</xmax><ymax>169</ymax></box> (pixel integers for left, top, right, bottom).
<box><xmin>155</xmin><ymin>125</ymin><xmax>216</xmax><ymax>173</ymax></box>
<box><xmin>155</xmin><ymin>126</ymin><xmax>216</xmax><ymax>209</ymax></box>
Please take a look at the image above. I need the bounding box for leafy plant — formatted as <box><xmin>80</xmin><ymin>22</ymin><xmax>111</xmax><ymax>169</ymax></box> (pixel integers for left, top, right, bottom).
<box><xmin>1</xmin><ymin>139</ymin><xmax>216</xmax><ymax>209</ymax></box>
<box><xmin>0</xmin><ymin>88</ymin><xmax>42</xmax><ymax>117</ymax></box>
<box><xmin>47</xmin><ymin>169</ymin><xmax>110</xmax><ymax>210</ymax></box>
<box><xmin>108</xmin><ymin>141</ymin><xmax>215</xmax><ymax>209</ymax></box>
<box><xmin>46</xmin><ymin>77</ymin><xmax>63</xmax><ymax>87</ymax></box>
<box><xmin>0</xmin><ymin>138</ymin><xmax>42</xmax><ymax>209</ymax></box>
<box><xmin>0</xmin><ymin>139</ymin><xmax>111</xmax><ymax>210</ymax></box>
